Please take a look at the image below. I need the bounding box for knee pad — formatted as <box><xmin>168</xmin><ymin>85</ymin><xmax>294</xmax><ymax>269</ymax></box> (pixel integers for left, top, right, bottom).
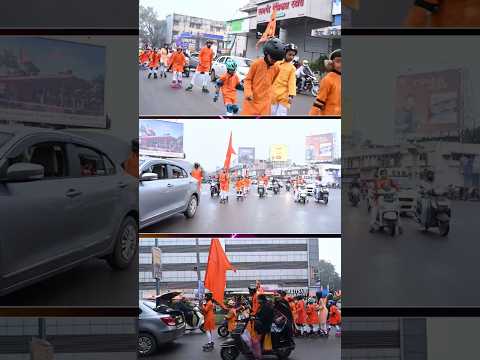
<box><xmin>231</xmin><ymin>105</ymin><xmax>239</xmax><ymax>114</ymax></box>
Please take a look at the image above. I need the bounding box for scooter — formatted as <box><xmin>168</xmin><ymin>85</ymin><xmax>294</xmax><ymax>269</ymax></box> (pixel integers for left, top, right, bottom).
<box><xmin>369</xmin><ymin>189</ymin><xmax>402</xmax><ymax>236</ymax></box>
<box><xmin>220</xmin><ymin>315</ymin><xmax>295</xmax><ymax>360</ymax></box>
<box><xmin>273</xmin><ymin>183</ymin><xmax>280</xmax><ymax>195</ymax></box>
<box><xmin>314</xmin><ymin>185</ymin><xmax>329</xmax><ymax>204</ymax></box>
<box><xmin>210</xmin><ymin>180</ymin><xmax>220</xmax><ymax>198</ymax></box>
<box><xmin>349</xmin><ymin>187</ymin><xmax>360</xmax><ymax>207</ymax></box>
<box><xmin>218</xmin><ymin>311</ymin><xmax>249</xmax><ymax>338</ymax></box>
<box><xmin>236</xmin><ymin>189</ymin><xmax>244</xmax><ymax>201</ymax></box>
<box><xmin>258</xmin><ymin>184</ymin><xmax>266</xmax><ymax>198</ymax></box>
<box><xmin>416</xmin><ymin>188</ymin><xmax>451</xmax><ymax>236</ymax></box>
<box><xmin>295</xmin><ymin>187</ymin><xmax>309</xmax><ymax>204</ymax></box>
<box><xmin>285</xmin><ymin>183</ymin><xmax>291</xmax><ymax>192</ymax></box>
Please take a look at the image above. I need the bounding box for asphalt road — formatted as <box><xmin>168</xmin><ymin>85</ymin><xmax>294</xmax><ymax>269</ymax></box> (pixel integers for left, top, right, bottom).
<box><xmin>142</xmin><ymin>185</ymin><xmax>341</xmax><ymax>234</ymax></box>
<box><xmin>145</xmin><ymin>330</ymin><xmax>340</xmax><ymax>360</ymax></box>
<box><xmin>0</xmin><ymin>257</ymin><xmax>138</xmax><ymax>307</ymax></box>
<box><xmin>139</xmin><ymin>69</ymin><xmax>315</xmax><ymax>116</ymax></box>
<box><xmin>343</xmin><ymin>193</ymin><xmax>480</xmax><ymax>307</ymax></box>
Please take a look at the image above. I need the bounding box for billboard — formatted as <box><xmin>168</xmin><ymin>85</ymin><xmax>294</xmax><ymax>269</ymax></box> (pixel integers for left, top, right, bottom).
<box><xmin>238</xmin><ymin>147</ymin><xmax>255</xmax><ymax>165</ymax></box>
<box><xmin>394</xmin><ymin>69</ymin><xmax>463</xmax><ymax>141</ymax></box>
<box><xmin>0</xmin><ymin>37</ymin><xmax>106</xmax><ymax>128</ymax></box>
<box><xmin>228</xmin><ymin>18</ymin><xmax>250</xmax><ymax>34</ymax></box>
<box><xmin>139</xmin><ymin>119</ymin><xmax>184</xmax><ymax>158</ymax></box>
<box><xmin>306</xmin><ymin>133</ymin><xmax>334</xmax><ymax>162</ymax></box>
<box><xmin>270</xmin><ymin>144</ymin><xmax>288</xmax><ymax>161</ymax></box>
<box><xmin>257</xmin><ymin>0</ymin><xmax>307</xmax><ymax>23</ymax></box>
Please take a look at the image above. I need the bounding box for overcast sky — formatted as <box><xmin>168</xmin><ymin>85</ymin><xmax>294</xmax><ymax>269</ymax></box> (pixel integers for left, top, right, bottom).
<box><xmin>170</xmin><ymin>118</ymin><xmax>341</xmax><ymax>172</ymax></box>
<box><xmin>319</xmin><ymin>238</ymin><xmax>341</xmax><ymax>274</ymax></box>
<box><xmin>140</xmin><ymin>0</ymin><xmax>249</xmax><ymax>22</ymax></box>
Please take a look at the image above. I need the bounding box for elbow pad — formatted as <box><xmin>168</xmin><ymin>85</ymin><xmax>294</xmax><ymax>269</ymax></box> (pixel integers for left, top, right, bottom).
<box><xmin>216</xmin><ymin>79</ymin><xmax>224</xmax><ymax>87</ymax></box>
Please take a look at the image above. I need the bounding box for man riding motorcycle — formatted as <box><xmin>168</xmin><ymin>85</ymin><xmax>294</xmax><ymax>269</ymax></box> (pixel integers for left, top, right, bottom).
<box><xmin>296</xmin><ymin>60</ymin><xmax>313</xmax><ymax>91</ymax></box>
<box><xmin>369</xmin><ymin>168</ymin><xmax>402</xmax><ymax>231</ymax></box>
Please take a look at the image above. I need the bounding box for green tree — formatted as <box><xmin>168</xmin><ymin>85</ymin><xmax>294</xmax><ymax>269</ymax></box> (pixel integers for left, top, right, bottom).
<box><xmin>315</xmin><ymin>259</ymin><xmax>341</xmax><ymax>289</ymax></box>
<box><xmin>139</xmin><ymin>5</ymin><xmax>168</xmax><ymax>48</ymax></box>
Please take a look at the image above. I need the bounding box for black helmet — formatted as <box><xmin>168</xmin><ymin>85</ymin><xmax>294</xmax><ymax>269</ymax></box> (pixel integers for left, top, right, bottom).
<box><xmin>284</xmin><ymin>43</ymin><xmax>298</xmax><ymax>55</ymax></box>
<box><xmin>330</xmin><ymin>49</ymin><xmax>341</xmax><ymax>60</ymax></box>
<box><xmin>248</xmin><ymin>284</ymin><xmax>257</xmax><ymax>294</ymax></box>
<box><xmin>204</xmin><ymin>293</ymin><xmax>212</xmax><ymax>300</ymax></box>
<box><xmin>263</xmin><ymin>38</ymin><xmax>285</xmax><ymax>61</ymax></box>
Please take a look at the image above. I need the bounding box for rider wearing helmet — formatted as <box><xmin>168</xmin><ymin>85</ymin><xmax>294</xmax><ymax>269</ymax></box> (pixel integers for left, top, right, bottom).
<box><xmin>186</xmin><ymin>39</ymin><xmax>215</xmax><ymax>93</ymax></box>
<box><xmin>309</xmin><ymin>49</ymin><xmax>341</xmax><ymax>116</ymax></box>
<box><xmin>296</xmin><ymin>59</ymin><xmax>312</xmax><ymax>91</ymax></box>
<box><xmin>213</xmin><ymin>58</ymin><xmax>243</xmax><ymax>115</ymax></box>
<box><xmin>241</xmin><ymin>37</ymin><xmax>284</xmax><ymax>115</ymax></box>
<box><xmin>271</xmin><ymin>43</ymin><xmax>298</xmax><ymax>116</ymax></box>
<box><xmin>369</xmin><ymin>168</ymin><xmax>400</xmax><ymax>229</ymax></box>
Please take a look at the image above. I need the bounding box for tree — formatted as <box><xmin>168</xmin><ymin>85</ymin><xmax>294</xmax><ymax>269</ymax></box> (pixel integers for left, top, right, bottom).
<box><xmin>139</xmin><ymin>5</ymin><xmax>168</xmax><ymax>48</ymax></box>
<box><xmin>315</xmin><ymin>259</ymin><xmax>341</xmax><ymax>290</ymax></box>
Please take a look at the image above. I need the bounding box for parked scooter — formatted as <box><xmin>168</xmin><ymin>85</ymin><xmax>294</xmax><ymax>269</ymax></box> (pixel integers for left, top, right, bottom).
<box><xmin>369</xmin><ymin>188</ymin><xmax>402</xmax><ymax>236</ymax></box>
<box><xmin>416</xmin><ymin>187</ymin><xmax>451</xmax><ymax>236</ymax></box>
<box><xmin>314</xmin><ymin>185</ymin><xmax>329</xmax><ymax>204</ymax></box>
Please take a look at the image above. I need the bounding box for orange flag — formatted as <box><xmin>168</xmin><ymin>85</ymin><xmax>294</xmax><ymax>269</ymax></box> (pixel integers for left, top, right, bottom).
<box><xmin>223</xmin><ymin>131</ymin><xmax>236</xmax><ymax>171</ymax></box>
<box><xmin>204</xmin><ymin>239</ymin><xmax>236</xmax><ymax>307</ymax></box>
<box><xmin>256</xmin><ymin>9</ymin><xmax>276</xmax><ymax>49</ymax></box>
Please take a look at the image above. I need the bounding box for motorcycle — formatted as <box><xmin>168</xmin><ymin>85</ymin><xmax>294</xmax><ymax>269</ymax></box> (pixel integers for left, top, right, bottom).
<box><xmin>218</xmin><ymin>309</ymin><xmax>249</xmax><ymax>338</ymax></box>
<box><xmin>416</xmin><ymin>188</ymin><xmax>451</xmax><ymax>236</ymax></box>
<box><xmin>296</xmin><ymin>66</ymin><xmax>319</xmax><ymax>97</ymax></box>
<box><xmin>210</xmin><ymin>180</ymin><xmax>220</xmax><ymax>198</ymax></box>
<box><xmin>349</xmin><ymin>187</ymin><xmax>360</xmax><ymax>207</ymax></box>
<box><xmin>314</xmin><ymin>185</ymin><xmax>329</xmax><ymax>204</ymax></box>
<box><xmin>258</xmin><ymin>184</ymin><xmax>266</xmax><ymax>198</ymax></box>
<box><xmin>273</xmin><ymin>183</ymin><xmax>280</xmax><ymax>195</ymax></box>
<box><xmin>220</xmin><ymin>314</ymin><xmax>295</xmax><ymax>360</ymax></box>
<box><xmin>236</xmin><ymin>189</ymin><xmax>245</xmax><ymax>201</ymax></box>
<box><xmin>369</xmin><ymin>188</ymin><xmax>401</xmax><ymax>236</ymax></box>
<box><xmin>295</xmin><ymin>187</ymin><xmax>309</xmax><ymax>204</ymax></box>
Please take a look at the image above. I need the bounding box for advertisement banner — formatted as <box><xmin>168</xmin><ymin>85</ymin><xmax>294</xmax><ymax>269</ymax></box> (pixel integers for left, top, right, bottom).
<box><xmin>152</xmin><ymin>247</ymin><xmax>162</xmax><ymax>280</ymax></box>
<box><xmin>0</xmin><ymin>37</ymin><xmax>106</xmax><ymax>128</ymax></box>
<box><xmin>394</xmin><ymin>69</ymin><xmax>463</xmax><ymax>141</ymax></box>
<box><xmin>306</xmin><ymin>133</ymin><xmax>334</xmax><ymax>161</ymax></box>
<box><xmin>257</xmin><ymin>0</ymin><xmax>307</xmax><ymax>23</ymax></box>
<box><xmin>228</xmin><ymin>18</ymin><xmax>250</xmax><ymax>34</ymax></box>
<box><xmin>139</xmin><ymin>119</ymin><xmax>184</xmax><ymax>158</ymax></box>
<box><xmin>270</xmin><ymin>144</ymin><xmax>288</xmax><ymax>161</ymax></box>
<box><xmin>332</xmin><ymin>0</ymin><xmax>341</xmax><ymax>15</ymax></box>
<box><xmin>238</xmin><ymin>147</ymin><xmax>255</xmax><ymax>165</ymax></box>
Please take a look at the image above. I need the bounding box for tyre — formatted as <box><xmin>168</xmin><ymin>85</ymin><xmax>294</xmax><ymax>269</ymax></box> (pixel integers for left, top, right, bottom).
<box><xmin>138</xmin><ymin>333</ymin><xmax>157</xmax><ymax>357</ymax></box>
<box><xmin>220</xmin><ymin>346</ymin><xmax>240</xmax><ymax>360</ymax></box>
<box><xmin>218</xmin><ymin>325</ymin><xmax>229</xmax><ymax>337</ymax></box>
<box><xmin>276</xmin><ymin>348</ymin><xmax>292</xmax><ymax>360</ymax></box>
<box><xmin>107</xmin><ymin>216</ymin><xmax>138</xmax><ymax>270</ymax></box>
<box><xmin>439</xmin><ymin>221</ymin><xmax>450</xmax><ymax>237</ymax></box>
<box><xmin>211</xmin><ymin>69</ymin><xmax>216</xmax><ymax>82</ymax></box>
<box><xmin>324</xmin><ymin>197</ymin><xmax>329</xmax><ymax>205</ymax></box>
<box><xmin>311</xmin><ymin>84</ymin><xmax>319</xmax><ymax>97</ymax></box>
<box><xmin>388</xmin><ymin>223</ymin><xmax>396</xmax><ymax>237</ymax></box>
<box><xmin>184</xmin><ymin>195</ymin><xmax>198</xmax><ymax>218</ymax></box>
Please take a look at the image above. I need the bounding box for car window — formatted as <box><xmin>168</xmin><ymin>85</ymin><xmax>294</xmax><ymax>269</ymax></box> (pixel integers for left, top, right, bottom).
<box><xmin>234</xmin><ymin>58</ymin><xmax>252</xmax><ymax>67</ymax></box>
<box><xmin>169</xmin><ymin>165</ymin><xmax>187</xmax><ymax>179</ymax></box>
<box><xmin>149</xmin><ymin>163</ymin><xmax>168</xmax><ymax>179</ymax></box>
<box><xmin>218</xmin><ymin>57</ymin><xmax>225</xmax><ymax>63</ymax></box>
<box><xmin>76</xmin><ymin>145</ymin><xmax>107</xmax><ymax>177</ymax></box>
<box><xmin>8</xmin><ymin>142</ymin><xmax>68</xmax><ymax>178</ymax></box>
<box><xmin>0</xmin><ymin>132</ymin><xmax>13</xmax><ymax>148</ymax></box>
<box><xmin>103</xmin><ymin>155</ymin><xmax>116</xmax><ymax>175</ymax></box>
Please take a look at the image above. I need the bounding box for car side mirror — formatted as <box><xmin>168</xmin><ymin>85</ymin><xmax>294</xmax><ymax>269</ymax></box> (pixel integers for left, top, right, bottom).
<box><xmin>6</xmin><ymin>163</ymin><xmax>44</xmax><ymax>182</ymax></box>
<box><xmin>141</xmin><ymin>172</ymin><xmax>158</xmax><ymax>181</ymax></box>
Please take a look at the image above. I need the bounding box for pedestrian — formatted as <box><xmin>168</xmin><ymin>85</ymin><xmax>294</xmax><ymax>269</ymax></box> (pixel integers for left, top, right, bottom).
<box><xmin>190</xmin><ymin>162</ymin><xmax>203</xmax><ymax>192</ymax></box>
<box><xmin>271</xmin><ymin>43</ymin><xmax>298</xmax><ymax>116</ymax></box>
<box><xmin>306</xmin><ymin>298</ymin><xmax>320</xmax><ymax>335</ymax></box>
<box><xmin>328</xmin><ymin>300</ymin><xmax>342</xmax><ymax>337</ymax></box>
<box><xmin>168</xmin><ymin>47</ymin><xmax>186</xmax><ymax>88</ymax></box>
<box><xmin>241</xmin><ymin>38</ymin><xmax>284</xmax><ymax>115</ymax></box>
<box><xmin>159</xmin><ymin>44</ymin><xmax>169</xmax><ymax>78</ymax></box>
<box><xmin>225</xmin><ymin>299</ymin><xmax>238</xmax><ymax>334</ymax></box>
<box><xmin>213</xmin><ymin>58</ymin><xmax>242</xmax><ymax>115</ymax></box>
<box><xmin>186</xmin><ymin>39</ymin><xmax>214</xmax><ymax>93</ymax></box>
<box><xmin>201</xmin><ymin>293</ymin><xmax>216</xmax><ymax>351</ymax></box>
<box><xmin>219</xmin><ymin>168</ymin><xmax>229</xmax><ymax>203</ymax></box>
<box><xmin>122</xmin><ymin>139</ymin><xmax>139</xmax><ymax>178</ymax></box>
<box><xmin>295</xmin><ymin>296</ymin><xmax>307</xmax><ymax>336</ymax></box>
<box><xmin>319</xmin><ymin>296</ymin><xmax>328</xmax><ymax>336</ymax></box>
<box><xmin>147</xmin><ymin>48</ymin><xmax>160</xmax><ymax>79</ymax></box>
<box><xmin>309</xmin><ymin>49</ymin><xmax>341</xmax><ymax>116</ymax></box>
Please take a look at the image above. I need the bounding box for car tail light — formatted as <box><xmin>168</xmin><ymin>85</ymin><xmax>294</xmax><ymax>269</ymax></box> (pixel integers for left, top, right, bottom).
<box><xmin>161</xmin><ymin>316</ymin><xmax>176</xmax><ymax>327</ymax></box>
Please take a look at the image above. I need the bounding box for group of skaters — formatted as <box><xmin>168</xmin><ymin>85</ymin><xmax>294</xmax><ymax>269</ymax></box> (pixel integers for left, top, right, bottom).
<box><xmin>139</xmin><ymin>38</ymin><xmax>341</xmax><ymax>116</ymax></box>
<box><xmin>200</xmin><ymin>281</ymin><xmax>341</xmax><ymax>356</ymax></box>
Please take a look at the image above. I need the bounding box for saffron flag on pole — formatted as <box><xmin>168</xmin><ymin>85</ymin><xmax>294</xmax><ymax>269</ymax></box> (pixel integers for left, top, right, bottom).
<box><xmin>256</xmin><ymin>9</ymin><xmax>277</xmax><ymax>49</ymax></box>
<box><xmin>204</xmin><ymin>239</ymin><xmax>236</xmax><ymax>307</ymax></box>
<box><xmin>223</xmin><ymin>131</ymin><xmax>236</xmax><ymax>171</ymax></box>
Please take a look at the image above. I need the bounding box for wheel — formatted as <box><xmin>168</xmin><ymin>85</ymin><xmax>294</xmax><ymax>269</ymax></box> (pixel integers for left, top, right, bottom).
<box><xmin>218</xmin><ymin>325</ymin><xmax>229</xmax><ymax>337</ymax></box>
<box><xmin>138</xmin><ymin>333</ymin><xmax>157</xmax><ymax>357</ymax></box>
<box><xmin>184</xmin><ymin>195</ymin><xmax>198</xmax><ymax>218</ymax></box>
<box><xmin>276</xmin><ymin>348</ymin><xmax>292</xmax><ymax>360</ymax></box>
<box><xmin>200</xmin><ymin>323</ymin><xmax>206</xmax><ymax>333</ymax></box>
<box><xmin>324</xmin><ymin>197</ymin><xmax>329</xmax><ymax>205</ymax></box>
<box><xmin>220</xmin><ymin>346</ymin><xmax>240</xmax><ymax>360</ymax></box>
<box><xmin>439</xmin><ymin>221</ymin><xmax>450</xmax><ymax>237</ymax></box>
<box><xmin>388</xmin><ymin>224</ymin><xmax>396</xmax><ymax>237</ymax></box>
<box><xmin>107</xmin><ymin>216</ymin><xmax>138</xmax><ymax>270</ymax></box>
<box><xmin>311</xmin><ymin>84</ymin><xmax>319</xmax><ymax>97</ymax></box>
<box><xmin>211</xmin><ymin>69</ymin><xmax>216</xmax><ymax>82</ymax></box>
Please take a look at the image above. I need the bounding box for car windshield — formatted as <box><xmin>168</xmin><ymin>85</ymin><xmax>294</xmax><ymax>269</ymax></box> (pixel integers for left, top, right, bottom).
<box><xmin>234</xmin><ymin>58</ymin><xmax>252</xmax><ymax>67</ymax></box>
<box><xmin>0</xmin><ymin>132</ymin><xmax>13</xmax><ymax>148</ymax></box>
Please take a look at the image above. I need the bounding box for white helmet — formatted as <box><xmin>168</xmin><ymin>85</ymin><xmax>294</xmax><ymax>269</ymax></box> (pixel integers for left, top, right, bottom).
<box><xmin>302</xmin><ymin>60</ymin><xmax>309</xmax><ymax>66</ymax></box>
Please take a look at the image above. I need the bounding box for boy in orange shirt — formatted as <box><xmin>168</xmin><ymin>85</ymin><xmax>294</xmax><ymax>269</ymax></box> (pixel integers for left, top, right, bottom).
<box><xmin>213</xmin><ymin>58</ymin><xmax>242</xmax><ymax>116</ymax></box>
<box><xmin>271</xmin><ymin>43</ymin><xmax>298</xmax><ymax>116</ymax></box>
<box><xmin>168</xmin><ymin>47</ymin><xmax>187</xmax><ymax>88</ymax></box>
<box><xmin>309</xmin><ymin>49</ymin><xmax>341</xmax><ymax>116</ymax></box>
<box><xmin>235</xmin><ymin>176</ymin><xmax>244</xmax><ymax>199</ymax></box>
<box><xmin>241</xmin><ymin>38</ymin><xmax>284</xmax><ymax>116</ymax></box>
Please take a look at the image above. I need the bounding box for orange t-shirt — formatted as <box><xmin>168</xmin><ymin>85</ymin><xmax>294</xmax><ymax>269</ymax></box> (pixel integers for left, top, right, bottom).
<box><xmin>309</xmin><ymin>71</ymin><xmax>341</xmax><ymax>116</ymax></box>
<box><xmin>328</xmin><ymin>305</ymin><xmax>341</xmax><ymax>325</ymax></box>
<box><xmin>236</xmin><ymin>180</ymin><xmax>243</xmax><ymax>191</ymax></box>
<box><xmin>148</xmin><ymin>52</ymin><xmax>160</xmax><ymax>68</ymax></box>
<box><xmin>197</xmin><ymin>46</ymin><xmax>214</xmax><ymax>72</ymax></box>
<box><xmin>219</xmin><ymin>173</ymin><xmax>229</xmax><ymax>191</ymax></box>
<box><xmin>219</xmin><ymin>73</ymin><xmax>240</xmax><ymax>105</ymax></box>
<box><xmin>169</xmin><ymin>52</ymin><xmax>186</xmax><ymax>72</ymax></box>
<box><xmin>202</xmin><ymin>300</ymin><xmax>216</xmax><ymax>331</ymax></box>
<box><xmin>225</xmin><ymin>308</ymin><xmax>237</xmax><ymax>332</ymax></box>
<box><xmin>306</xmin><ymin>304</ymin><xmax>320</xmax><ymax>325</ymax></box>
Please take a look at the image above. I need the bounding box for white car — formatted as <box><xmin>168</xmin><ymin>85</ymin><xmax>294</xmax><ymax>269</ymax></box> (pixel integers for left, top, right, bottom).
<box><xmin>210</xmin><ymin>56</ymin><xmax>252</xmax><ymax>88</ymax></box>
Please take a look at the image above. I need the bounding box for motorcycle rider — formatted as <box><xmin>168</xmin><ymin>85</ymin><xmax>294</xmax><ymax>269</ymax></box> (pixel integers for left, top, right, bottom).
<box><xmin>418</xmin><ymin>168</ymin><xmax>436</xmax><ymax>226</ymax></box>
<box><xmin>369</xmin><ymin>168</ymin><xmax>401</xmax><ymax>231</ymax></box>
<box><xmin>295</xmin><ymin>59</ymin><xmax>311</xmax><ymax>91</ymax></box>
<box><xmin>254</xmin><ymin>294</ymin><xmax>274</xmax><ymax>355</ymax></box>
<box><xmin>201</xmin><ymin>293</ymin><xmax>216</xmax><ymax>351</ymax></box>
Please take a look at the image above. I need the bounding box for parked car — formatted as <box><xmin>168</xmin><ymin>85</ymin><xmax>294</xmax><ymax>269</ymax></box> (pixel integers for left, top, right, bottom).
<box><xmin>138</xmin><ymin>300</ymin><xmax>186</xmax><ymax>356</ymax></box>
<box><xmin>210</xmin><ymin>56</ymin><xmax>252</xmax><ymax>88</ymax></box>
<box><xmin>187</xmin><ymin>52</ymin><xmax>200</xmax><ymax>71</ymax></box>
<box><xmin>139</xmin><ymin>157</ymin><xmax>200</xmax><ymax>229</ymax></box>
<box><xmin>0</xmin><ymin>125</ymin><xmax>138</xmax><ymax>297</ymax></box>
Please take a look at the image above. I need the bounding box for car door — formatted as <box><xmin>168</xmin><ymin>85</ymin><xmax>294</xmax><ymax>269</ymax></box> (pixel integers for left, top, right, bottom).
<box><xmin>139</xmin><ymin>161</ymin><xmax>174</xmax><ymax>226</ymax></box>
<box><xmin>167</xmin><ymin>164</ymin><xmax>192</xmax><ymax>212</ymax></box>
<box><xmin>214</xmin><ymin>56</ymin><xmax>225</xmax><ymax>77</ymax></box>
<box><xmin>0</xmin><ymin>137</ymin><xmax>81</xmax><ymax>292</ymax></box>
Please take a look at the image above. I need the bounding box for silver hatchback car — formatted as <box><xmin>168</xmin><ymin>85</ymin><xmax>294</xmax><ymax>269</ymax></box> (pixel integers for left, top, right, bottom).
<box><xmin>0</xmin><ymin>125</ymin><xmax>138</xmax><ymax>297</ymax></box>
<box><xmin>139</xmin><ymin>157</ymin><xmax>200</xmax><ymax>229</ymax></box>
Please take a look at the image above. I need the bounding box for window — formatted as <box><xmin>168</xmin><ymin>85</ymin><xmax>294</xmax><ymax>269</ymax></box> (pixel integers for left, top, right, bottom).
<box><xmin>0</xmin><ymin>132</ymin><xmax>13</xmax><ymax>147</ymax></box>
<box><xmin>8</xmin><ymin>142</ymin><xmax>68</xmax><ymax>178</ymax></box>
<box><xmin>218</xmin><ymin>57</ymin><xmax>225</xmax><ymax>63</ymax></box>
<box><xmin>103</xmin><ymin>155</ymin><xmax>116</xmax><ymax>175</ymax></box>
<box><xmin>76</xmin><ymin>146</ymin><xmax>106</xmax><ymax>177</ymax></box>
<box><xmin>149</xmin><ymin>163</ymin><xmax>168</xmax><ymax>179</ymax></box>
<box><xmin>169</xmin><ymin>165</ymin><xmax>187</xmax><ymax>179</ymax></box>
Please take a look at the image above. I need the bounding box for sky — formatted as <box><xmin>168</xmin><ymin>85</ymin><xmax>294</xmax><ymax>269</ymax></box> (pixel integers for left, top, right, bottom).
<box><xmin>173</xmin><ymin>118</ymin><xmax>341</xmax><ymax>172</ymax></box>
<box><xmin>319</xmin><ymin>238</ymin><xmax>341</xmax><ymax>274</ymax></box>
<box><xmin>140</xmin><ymin>0</ymin><xmax>249</xmax><ymax>22</ymax></box>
